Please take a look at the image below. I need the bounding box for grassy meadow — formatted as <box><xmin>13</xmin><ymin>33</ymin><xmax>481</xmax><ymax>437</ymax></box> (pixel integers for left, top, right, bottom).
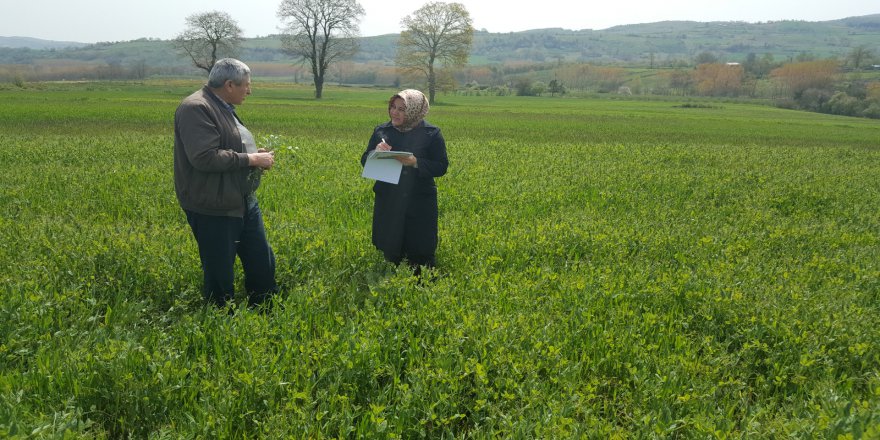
<box><xmin>0</xmin><ymin>81</ymin><xmax>879</xmax><ymax>438</ymax></box>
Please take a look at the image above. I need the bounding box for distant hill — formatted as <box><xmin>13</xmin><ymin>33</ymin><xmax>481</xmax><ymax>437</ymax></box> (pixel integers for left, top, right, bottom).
<box><xmin>462</xmin><ymin>14</ymin><xmax>880</xmax><ymax>65</ymax></box>
<box><xmin>2</xmin><ymin>14</ymin><xmax>878</xmax><ymax>71</ymax></box>
<box><xmin>0</xmin><ymin>36</ymin><xmax>88</xmax><ymax>50</ymax></box>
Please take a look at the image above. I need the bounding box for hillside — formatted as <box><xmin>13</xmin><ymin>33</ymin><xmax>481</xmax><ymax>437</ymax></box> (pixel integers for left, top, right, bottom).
<box><xmin>1</xmin><ymin>14</ymin><xmax>878</xmax><ymax>74</ymax></box>
<box><xmin>0</xmin><ymin>36</ymin><xmax>88</xmax><ymax>50</ymax></box>
<box><xmin>464</xmin><ymin>15</ymin><xmax>880</xmax><ymax>65</ymax></box>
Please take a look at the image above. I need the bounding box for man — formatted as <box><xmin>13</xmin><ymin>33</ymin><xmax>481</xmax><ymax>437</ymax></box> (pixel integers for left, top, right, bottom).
<box><xmin>173</xmin><ymin>58</ymin><xmax>278</xmax><ymax>308</ymax></box>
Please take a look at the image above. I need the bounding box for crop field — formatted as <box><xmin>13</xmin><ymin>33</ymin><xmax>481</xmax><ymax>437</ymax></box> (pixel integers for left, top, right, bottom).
<box><xmin>0</xmin><ymin>81</ymin><xmax>878</xmax><ymax>438</ymax></box>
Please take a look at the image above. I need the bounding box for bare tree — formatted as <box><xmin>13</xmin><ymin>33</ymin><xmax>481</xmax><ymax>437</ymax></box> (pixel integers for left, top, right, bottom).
<box><xmin>278</xmin><ymin>0</ymin><xmax>365</xmax><ymax>99</ymax></box>
<box><xmin>396</xmin><ymin>2</ymin><xmax>473</xmax><ymax>104</ymax></box>
<box><xmin>172</xmin><ymin>11</ymin><xmax>243</xmax><ymax>74</ymax></box>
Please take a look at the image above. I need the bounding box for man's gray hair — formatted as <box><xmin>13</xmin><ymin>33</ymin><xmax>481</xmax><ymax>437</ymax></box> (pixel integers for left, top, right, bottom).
<box><xmin>207</xmin><ymin>58</ymin><xmax>250</xmax><ymax>88</ymax></box>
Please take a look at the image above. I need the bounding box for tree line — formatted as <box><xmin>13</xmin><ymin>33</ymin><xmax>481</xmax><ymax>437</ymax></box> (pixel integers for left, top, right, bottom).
<box><xmin>448</xmin><ymin>48</ymin><xmax>879</xmax><ymax>119</ymax></box>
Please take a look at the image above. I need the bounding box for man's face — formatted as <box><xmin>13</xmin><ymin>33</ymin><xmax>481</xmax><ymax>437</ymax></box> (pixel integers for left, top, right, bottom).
<box><xmin>225</xmin><ymin>75</ymin><xmax>251</xmax><ymax>105</ymax></box>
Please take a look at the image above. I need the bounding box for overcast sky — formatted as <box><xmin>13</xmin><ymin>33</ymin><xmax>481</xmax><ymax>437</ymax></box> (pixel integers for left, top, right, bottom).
<box><xmin>3</xmin><ymin>0</ymin><xmax>877</xmax><ymax>43</ymax></box>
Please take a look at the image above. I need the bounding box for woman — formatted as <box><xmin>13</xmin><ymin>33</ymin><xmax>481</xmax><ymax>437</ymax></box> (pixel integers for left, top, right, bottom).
<box><xmin>361</xmin><ymin>89</ymin><xmax>449</xmax><ymax>272</ymax></box>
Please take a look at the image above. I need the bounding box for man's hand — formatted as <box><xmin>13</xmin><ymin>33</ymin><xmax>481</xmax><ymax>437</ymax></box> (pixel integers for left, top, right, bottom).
<box><xmin>248</xmin><ymin>150</ymin><xmax>275</xmax><ymax>169</ymax></box>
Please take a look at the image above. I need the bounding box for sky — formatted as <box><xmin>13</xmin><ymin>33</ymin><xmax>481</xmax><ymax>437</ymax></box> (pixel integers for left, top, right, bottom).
<box><xmin>3</xmin><ymin>0</ymin><xmax>877</xmax><ymax>43</ymax></box>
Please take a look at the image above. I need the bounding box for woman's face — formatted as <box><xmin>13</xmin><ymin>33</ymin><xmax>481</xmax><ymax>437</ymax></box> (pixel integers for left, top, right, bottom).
<box><xmin>389</xmin><ymin>97</ymin><xmax>406</xmax><ymax>128</ymax></box>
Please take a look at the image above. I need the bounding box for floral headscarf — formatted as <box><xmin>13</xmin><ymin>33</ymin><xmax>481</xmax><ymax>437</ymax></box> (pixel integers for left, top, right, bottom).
<box><xmin>388</xmin><ymin>89</ymin><xmax>429</xmax><ymax>132</ymax></box>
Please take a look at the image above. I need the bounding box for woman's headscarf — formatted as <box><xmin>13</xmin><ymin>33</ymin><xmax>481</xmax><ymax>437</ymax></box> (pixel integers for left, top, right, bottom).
<box><xmin>388</xmin><ymin>89</ymin><xmax>429</xmax><ymax>132</ymax></box>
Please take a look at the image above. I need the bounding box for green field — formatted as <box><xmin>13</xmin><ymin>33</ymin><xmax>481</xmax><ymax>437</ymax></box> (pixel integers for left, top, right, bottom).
<box><xmin>1</xmin><ymin>81</ymin><xmax>878</xmax><ymax>438</ymax></box>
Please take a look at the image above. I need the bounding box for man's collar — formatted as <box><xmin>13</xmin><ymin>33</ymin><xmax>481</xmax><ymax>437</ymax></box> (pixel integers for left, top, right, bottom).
<box><xmin>206</xmin><ymin>86</ymin><xmax>236</xmax><ymax>113</ymax></box>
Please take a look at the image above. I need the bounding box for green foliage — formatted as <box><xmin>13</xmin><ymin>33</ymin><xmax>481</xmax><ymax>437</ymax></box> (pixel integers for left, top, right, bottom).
<box><xmin>0</xmin><ymin>82</ymin><xmax>879</xmax><ymax>437</ymax></box>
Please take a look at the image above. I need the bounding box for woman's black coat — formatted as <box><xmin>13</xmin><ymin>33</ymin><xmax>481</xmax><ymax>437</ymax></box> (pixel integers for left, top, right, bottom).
<box><xmin>361</xmin><ymin>120</ymin><xmax>448</xmax><ymax>259</ymax></box>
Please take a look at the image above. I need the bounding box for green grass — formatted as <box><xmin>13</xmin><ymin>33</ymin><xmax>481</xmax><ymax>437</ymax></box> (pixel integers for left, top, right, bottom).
<box><xmin>1</xmin><ymin>81</ymin><xmax>878</xmax><ymax>438</ymax></box>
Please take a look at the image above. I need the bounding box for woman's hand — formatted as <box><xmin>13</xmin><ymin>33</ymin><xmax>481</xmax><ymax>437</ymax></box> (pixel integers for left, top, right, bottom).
<box><xmin>395</xmin><ymin>154</ymin><xmax>417</xmax><ymax>167</ymax></box>
<box><xmin>378</xmin><ymin>138</ymin><xmax>416</xmax><ymax>166</ymax></box>
<box><xmin>376</xmin><ymin>139</ymin><xmax>391</xmax><ymax>151</ymax></box>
